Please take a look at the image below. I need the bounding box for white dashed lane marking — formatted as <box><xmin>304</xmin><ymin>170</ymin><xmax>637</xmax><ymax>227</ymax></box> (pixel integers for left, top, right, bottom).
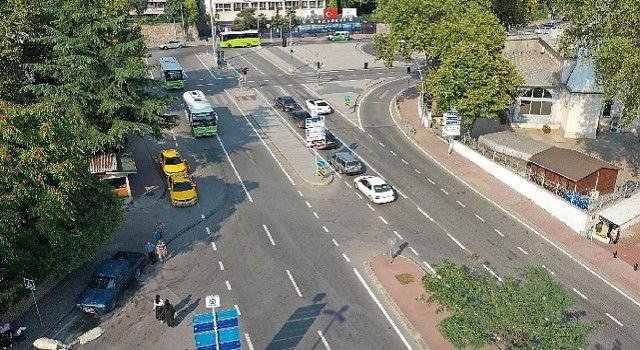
<box><xmin>401</xmin><ymin>159</ymin><xmax>409</xmax><ymax>165</ymax></box>
<box><xmin>456</xmin><ymin>200</ymin><xmax>466</xmax><ymax>208</ymax></box>
<box><xmin>606</xmin><ymin>313</ymin><xmax>624</xmax><ymax>327</ymax></box>
<box><xmin>390</xmin><ymin>150</ymin><xmax>397</xmax><ymax>156</ymax></box>
<box><xmin>393</xmin><ymin>230</ymin><xmax>403</xmax><ymax>240</ymax></box>
<box><xmin>379</xmin><ymin>216</ymin><xmax>388</xmax><ymax>224</ymax></box>
<box><xmin>573</xmin><ymin>288</ymin><xmax>587</xmax><ymax>300</ymax></box>
<box><xmin>409</xmin><ymin>247</ymin><xmax>419</xmax><ymax>256</ymax></box>
<box><xmin>517</xmin><ymin>246</ymin><xmax>529</xmax><ymax>255</ymax></box>
<box><xmin>219</xmin><ymin>261</ymin><xmax>225</xmax><ymax>270</ymax></box>
<box><xmin>440</xmin><ymin>188</ymin><xmax>449</xmax><ymax>195</ymax></box>
<box><xmin>494</xmin><ymin>229</ymin><xmax>505</xmax><ymax>237</ymax></box>
<box><xmin>427</xmin><ymin>178</ymin><xmax>435</xmax><ymax>184</ymax></box>
<box><xmin>342</xmin><ymin>253</ymin><xmax>351</xmax><ymax>263</ymax></box>
<box><xmin>475</xmin><ymin>214</ymin><xmax>485</xmax><ymax>222</ymax></box>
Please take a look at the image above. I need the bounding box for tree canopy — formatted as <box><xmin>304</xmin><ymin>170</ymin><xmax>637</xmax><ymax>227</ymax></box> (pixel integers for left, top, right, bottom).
<box><xmin>423</xmin><ymin>259</ymin><xmax>603</xmax><ymax>349</ymax></box>
<box><xmin>233</xmin><ymin>7</ymin><xmax>257</xmax><ymax>30</ymax></box>
<box><xmin>561</xmin><ymin>0</ymin><xmax>640</xmax><ymax>123</ymax></box>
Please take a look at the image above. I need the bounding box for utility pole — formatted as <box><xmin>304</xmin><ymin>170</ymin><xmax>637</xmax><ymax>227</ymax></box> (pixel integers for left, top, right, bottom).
<box><xmin>209</xmin><ymin>0</ymin><xmax>217</xmax><ymax>67</ymax></box>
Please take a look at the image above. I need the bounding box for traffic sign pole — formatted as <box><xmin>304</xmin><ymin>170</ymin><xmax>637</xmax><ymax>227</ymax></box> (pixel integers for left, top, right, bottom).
<box><xmin>24</xmin><ymin>278</ymin><xmax>43</xmax><ymax>326</ymax></box>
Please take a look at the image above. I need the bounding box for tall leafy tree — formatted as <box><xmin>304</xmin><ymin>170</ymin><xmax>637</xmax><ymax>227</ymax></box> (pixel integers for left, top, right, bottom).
<box><xmin>232</xmin><ymin>7</ymin><xmax>257</xmax><ymax>30</ymax></box>
<box><xmin>423</xmin><ymin>259</ymin><xmax>603</xmax><ymax>349</ymax></box>
<box><xmin>0</xmin><ymin>102</ymin><xmax>123</xmax><ymax>315</ymax></box>
<box><xmin>130</xmin><ymin>0</ymin><xmax>149</xmax><ymax>16</ymax></box>
<box><xmin>491</xmin><ymin>0</ymin><xmax>536</xmax><ymax>29</ymax></box>
<box><xmin>25</xmin><ymin>0</ymin><xmax>172</xmax><ymax>153</ymax></box>
<box><xmin>561</xmin><ymin>0</ymin><xmax>640</xmax><ymax>123</ymax></box>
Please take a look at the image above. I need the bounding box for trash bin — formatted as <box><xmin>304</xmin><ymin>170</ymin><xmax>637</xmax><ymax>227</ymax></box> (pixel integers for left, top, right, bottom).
<box><xmin>364</xmin><ymin>62</ymin><xmax>369</xmax><ymax>69</ymax></box>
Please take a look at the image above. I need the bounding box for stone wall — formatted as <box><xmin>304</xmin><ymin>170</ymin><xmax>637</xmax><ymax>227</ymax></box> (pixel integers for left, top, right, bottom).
<box><xmin>140</xmin><ymin>24</ymin><xmax>202</xmax><ymax>48</ymax></box>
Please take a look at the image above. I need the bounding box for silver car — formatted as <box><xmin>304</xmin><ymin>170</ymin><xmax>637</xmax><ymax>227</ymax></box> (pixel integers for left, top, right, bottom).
<box><xmin>159</xmin><ymin>40</ymin><xmax>184</xmax><ymax>50</ymax></box>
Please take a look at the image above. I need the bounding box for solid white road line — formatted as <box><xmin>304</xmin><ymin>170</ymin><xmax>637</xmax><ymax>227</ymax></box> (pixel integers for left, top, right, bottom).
<box><xmin>356</xmin><ymin>192</ymin><xmax>363</xmax><ymax>199</ymax></box>
<box><xmin>427</xmin><ymin>178</ymin><xmax>435</xmax><ymax>184</ymax></box>
<box><xmin>234</xmin><ymin>304</ymin><xmax>241</xmax><ymax>315</ymax></box>
<box><xmin>226</xmin><ymin>280</ymin><xmax>232</xmax><ymax>290</ymax></box>
<box><xmin>494</xmin><ymin>229</ymin><xmax>505</xmax><ymax>237</ymax></box>
<box><xmin>215</xmin><ymin>136</ymin><xmax>253</xmax><ymax>202</ymax></box>
<box><xmin>517</xmin><ymin>246</ymin><xmax>529</xmax><ymax>255</ymax></box>
<box><xmin>395</xmin><ymin>189</ymin><xmax>408</xmax><ymax>199</ymax></box>
<box><xmin>211</xmin><ymin>242</ymin><xmax>217</xmax><ymax>251</ymax></box>
<box><xmin>238</xmin><ymin>52</ymin><xmax>264</xmax><ymax>74</ymax></box>
<box><xmin>417</xmin><ymin>207</ymin><xmax>434</xmax><ymax>222</ymax></box>
<box><xmin>317</xmin><ymin>330</ymin><xmax>332</xmax><ymax>350</ymax></box>
<box><xmin>393</xmin><ymin>230</ymin><xmax>403</xmax><ymax>240</ymax></box>
<box><xmin>262</xmin><ymin>224</ymin><xmax>276</xmax><ymax>246</ymax></box>
<box><xmin>244</xmin><ymin>333</ymin><xmax>255</xmax><ymax>350</ymax></box>
<box><xmin>541</xmin><ymin>265</ymin><xmax>555</xmax><ymax>276</ymax></box>
<box><xmin>456</xmin><ymin>200</ymin><xmax>466</xmax><ymax>208</ymax></box>
<box><xmin>342</xmin><ymin>253</ymin><xmax>351</xmax><ymax>263</ymax></box>
<box><xmin>353</xmin><ymin>268</ymin><xmax>413</xmax><ymax>349</ymax></box>
<box><xmin>286</xmin><ymin>269</ymin><xmax>303</xmax><ymax>297</ymax></box>
<box><xmin>482</xmin><ymin>264</ymin><xmax>503</xmax><ymax>282</ymax></box>
<box><xmin>206</xmin><ymin>227</ymin><xmax>211</xmax><ymax>235</ymax></box>
<box><xmin>344</xmin><ymin>181</ymin><xmax>352</xmax><ymax>188</ymax></box>
<box><xmin>606</xmin><ymin>313</ymin><xmax>624</xmax><ymax>327</ymax></box>
<box><xmin>475</xmin><ymin>214</ymin><xmax>485</xmax><ymax>222</ymax></box>
<box><xmin>447</xmin><ymin>233</ymin><xmax>470</xmax><ymax>253</ymax></box>
<box><xmin>219</xmin><ymin>261</ymin><xmax>225</xmax><ymax>270</ymax></box>
<box><xmin>195</xmin><ymin>53</ymin><xmax>221</xmax><ymax>79</ymax></box>
<box><xmin>379</xmin><ymin>216</ymin><xmax>388</xmax><ymax>224</ymax></box>
<box><xmin>332</xmin><ymin>239</ymin><xmax>339</xmax><ymax>247</ymax></box>
<box><xmin>440</xmin><ymin>188</ymin><xmax>449</xmax><ymax>195</ymax></box>
<box><xmin>423</xmin><ymin>261</ymin><xmax>436</xmax><ymax>275</ymax></box>
<box><xmin>409</xmin><ymin>247</ymin><xmax>419</xmax><ymax>256</ymax></box>
<box><xmin>573</xmin><ymin>288</ymin><xmax>587</xmax><ymax>300</ymax></box>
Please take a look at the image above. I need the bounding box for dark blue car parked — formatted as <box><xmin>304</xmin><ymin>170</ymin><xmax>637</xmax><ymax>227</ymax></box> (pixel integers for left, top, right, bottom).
<box><xmin>76</xmin><ymin>251</ymin><xmax>148</xmax><ymax>314</ymax></box>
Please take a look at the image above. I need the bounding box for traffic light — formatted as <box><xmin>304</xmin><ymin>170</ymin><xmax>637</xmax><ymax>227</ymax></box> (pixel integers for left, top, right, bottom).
<box><xmin>241</xmin><ymin>67</ymin><xmax>249</xmax><ymax>75</ymax></box>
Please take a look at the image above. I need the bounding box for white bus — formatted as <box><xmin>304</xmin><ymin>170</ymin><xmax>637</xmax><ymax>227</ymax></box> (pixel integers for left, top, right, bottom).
<box><xmin>182</xmin><ymin>90</ymin><xmax>218</xmax><ymax>137</ymax></box>
<box><xmin>159</xmin><ymin>56</ymin><xmax>185</xmax><ymax>90</ymax></box>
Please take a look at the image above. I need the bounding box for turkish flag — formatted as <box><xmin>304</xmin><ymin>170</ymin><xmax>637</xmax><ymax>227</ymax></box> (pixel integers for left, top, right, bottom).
<box><xmin>323</xmin><ymin>8</ymin><xmax>338</xmax><ymax>19</ymax></box>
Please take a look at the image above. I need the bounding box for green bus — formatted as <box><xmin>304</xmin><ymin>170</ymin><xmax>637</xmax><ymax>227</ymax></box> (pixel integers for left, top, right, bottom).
<box><xmin>183</xmin><ymin>90</ymin><xmax>218</xmax><ymax>137</ymax></box>
<box><xmin>159</xmin><ymin>56</ymin><xmax>186</xmax><ymax>90</ymax></box>
<box><xmin>218</xmin><ymin>30</ymin><xmax>261</xmax><ymax>48</ymax></box>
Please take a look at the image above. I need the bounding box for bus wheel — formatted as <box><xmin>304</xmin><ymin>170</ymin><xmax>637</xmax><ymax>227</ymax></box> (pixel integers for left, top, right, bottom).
<box><xmin>245</xmin><ymin>43</ymin><xmax>252</xmax><ymax>48</ymax></box>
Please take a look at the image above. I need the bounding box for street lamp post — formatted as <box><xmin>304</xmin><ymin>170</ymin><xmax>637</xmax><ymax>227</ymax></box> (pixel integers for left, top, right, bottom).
<box><xmin>209</xmin><ymin>0</ymin><xmax>217</xmax><ymax>67</ymax></box>
<box><xmin>415</xmin><ymin>59</ymin><xmax>429</xmax><ymax>128</ymax></box>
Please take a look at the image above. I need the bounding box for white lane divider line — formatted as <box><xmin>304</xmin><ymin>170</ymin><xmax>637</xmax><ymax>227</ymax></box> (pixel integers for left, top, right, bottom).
<box><xmin>206</xmin><ymin>227</ymin><xmax>211</xmax><ymax>235</ymax></box>
<box><xmin>440</xmin><ymin>188</ymin><xmax>449</xmax><ymax>195</ymax></box>
<box><xmin>323</xmin><ymin>226</ymin><xmax>329</xmax><ymax>233</ymax></box>
<box><xmin>409</xmin><ymin>247</ymin><xmax>419</xmax><ymax>256</ymax></box>
<box><xmin>332</xmin><ymin>239</ymin><xmax>339</xmax><ymax>247</ymax></box>
<box><xmin>417</xmin><ymin>207</ymin><xmax>434</xmax><ymax>222</ymax></box>
<box><xmin>262</xmin><ymin>224</ymin><xmax>276</xmax><ymax>246</ymax></box>
<box><xmin>219</xmin><ymin>261</ymin><xmax>225</xmax><ymax>270</ymax></box>
<box><xmin>447</xmin><ymin>233</ymin><xmax>470</xmax><ymax>253</ymax></box>
<box><xmin>379</xmin><ymin>216</ymin><xmax>388</xmax><ymax>225</ymax></box>
<box><xmin>401</xmin><ymin>159</ymin><xmax>409</xmax><ymax>165</ymax></box>
<box><xmin>517</xmin><ymin>246</ymin><xmax>529</xmax><ymax>255</ymax></box>
<box><xmin>342</xmin><ymin>253</ymin><xmax>351</xmax><ymax>263</ymax></box>
<box><xmin>234</xmin><ymin>305</ymin><xmax>241</xmax><ymax>315</ymax></box>
<box><xmin>367</xmin><ymin>203</ymin><xmax>375</xmax><ymax>211</ymax></box>
<box><xmin>313</xmin><ymin>212</ymin><xmax>319</xmax><ymax>219</ymax></box>
<box><xmin>396</xmin><ymin>188</ymin><xmax>408</xmax><ymax>199</ymax></box>
<box><xmin>494</xmin><ymin>229</ymin><xmax>505</xmax><ymax>237</ymax></box>
<box><xmin>305</xmin><ymin>201</ymin><xmax>312</xmax><ymax>208</ymax></box>
<box><xmin>423</xmin><ymin>261</ymin><xmax>436</xmax><ymax>275</ymax></box>
<box><xmin>475</xmin><ymin>214</ymin><xmax>485</xmax><ymax>222</ymax></box>
<box><xmin>427</xmin><ymin>178</ymin><xmax>435</xmax><ymax>184</ymax></box>
<box><xmin>201</xmin><ymin>214</ymin><xmax>206</xmax><ymax>220</ymax></box>
<box><xmin>317</xmin><ymin>330</ymin><xmax>332</xmax><ymax>350</ymax></box>
<box><xmin>170</xmin><ymin>129</ymin><xmax>176</xmax><ymax>141</ymax></box>
<box><xmin>393</xmin><ymin>230</ymin><xmax>403</xmax><ymax>240</ymax></box>
<box><xmin>606</xmin><ymin>313</ymin><xmax>624</xmax><ymax>327</ymax></box>
<box><xmin>211</xmin><ymin>242</ymin><xmax>217</xmax><ymax>251</ymax></box>
<box><xmin>482</xmin><ymin>264</ymin><xmax>503</xmax><ymax>282</ymax></box>
<box><xmin>195</xmin><ymin>53</ymin><xmax>222</xmax><ymax>79</ymax></box>
<box><xmin>456</xmin><ymin>200</ymin><xmax>466</xmax><ymax>208</ymax></box>
<box><xmin>355</xmin><ymin>192</ymin><xmax>363</xmax><ymax>200</ymax></box>
<box><xmin>216</xmin><ymin>136</ymin><xmax>254</xmax><ymax>202</ymax></box>
<box><xmin>298</xmin><ymin>190</ymin><xmax>304</xmax><ymax>197</ymax></box>
<box><xmin>368</xmin><ymin>134</ymin><xmax>374</xmax><ymax>139</ymax></box>
<box><xmin>344</xmin><ymin>181</ymin><xmax>352</xmax><ymax>188</ymax></box>
<box><xmin>390</xmin><ymin>150</ymin><xmax>397</xmax><ymax>156</ymax></box>
<box><xmin>414</xmin><ymin>169</ymin><xmax>421</xmax><ymax>174</ymax></box>
<box><xmin>541</xmin><ymin>265</ymin><xmax>555</xmax><ymax>276</ymax></box>
<box><xmin>353</xmin><ymin>268</ymin><xmax>413</xmax><ymax>350</ymax></box>
<box><xmin>175</xmin><ymin>142</ymin><xmax>179</xmax><ymax>148</ymax></box>
<box><xmin>379</xmin><ymin>142</ymin><xmax>386</xmax><ymax>147</ymax></box>
<box><xmin>244</xmin><ymin>333</ymin><xmax>255</xmax><ymax>350</ymax></box>
<box><xmin>573</xmin><ymin>288</ymin><xmax>587</xmax><ymax>300</ymax></box>
<box><xmin>286</xmin><ymin>269</ymin><xmax>303</xmax><ymax>298</ymax></box>
<box><xmin>225</xmin><ymin>280</ymin><xmax>232</xmax><ymax>290</ymax></box>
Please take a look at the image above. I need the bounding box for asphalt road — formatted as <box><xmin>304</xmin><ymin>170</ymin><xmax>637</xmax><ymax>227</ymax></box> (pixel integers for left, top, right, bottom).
<box><xmin>37</xmin><ymin>41</ymin><xmax>640</xmax><ymax>350</ymax></box>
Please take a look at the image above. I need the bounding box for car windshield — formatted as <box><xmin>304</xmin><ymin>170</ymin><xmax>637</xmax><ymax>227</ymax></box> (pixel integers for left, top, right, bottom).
<box><xmin>173</xmin><ymin>181</ymin><xmax>193</xmax><ymax>191</ymax></box>
<box><xmin>282</xmin><ymin>97</ymin><xmax>295</xmax><ymax>104</ymax></box>
<box><xmin>296</xmin><ymin>112</ymin><xmax>311</xmax><ymax>119</ymax></box>
<box><xmin>88</xmin><ymin>276</ymin><xmax>115</xmax><ymax>289</ymax></box>
<box><xmin>165</xmin><ymin>156</ymin><xmax>182</xmax><ymax>165</ymax></box>
<box><xmin>373</xmin><ymin>184</ymin><xmax>392</xmax><ymax>193</ymax></box>
<box><xmin>316</xmin><ymin>101</ymin><xmax>328</xmax><ymax>106</ymax></box>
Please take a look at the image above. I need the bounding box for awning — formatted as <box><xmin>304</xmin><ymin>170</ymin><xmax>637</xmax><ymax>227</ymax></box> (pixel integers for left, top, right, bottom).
<box><xmin>599</xmin><ymin>193</ymin><xmax>640</xmax><ymax>228</ymax></box>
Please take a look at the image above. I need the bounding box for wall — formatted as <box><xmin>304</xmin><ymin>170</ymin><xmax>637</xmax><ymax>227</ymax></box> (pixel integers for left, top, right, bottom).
<box><xmin>556</xmin><ymin>87</ymin><xmax>601</xmax><ymax>139</ymax></box>
<box><xmin>140</xmin><ymin>24</ymin><xmax>201</xmax><ymax>48</ymax></box>
<box><xmin>453</xmin><ymin>142</ymin><xmax>589</xmax><ymax>233</ymax></box>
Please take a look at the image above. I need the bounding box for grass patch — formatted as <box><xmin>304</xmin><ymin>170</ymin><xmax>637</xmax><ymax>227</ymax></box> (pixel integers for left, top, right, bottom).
<box><xmin>395</xmin><ymin>273</ymin><xmax>415</xmax><ymax>285</ymax></box>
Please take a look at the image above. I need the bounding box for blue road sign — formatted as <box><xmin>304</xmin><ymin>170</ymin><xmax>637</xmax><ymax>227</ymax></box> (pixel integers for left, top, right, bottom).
<box><xmin>344</xmin><ymin>94</ymin><xmax>352</xmax><ymax>101</ymax></box>
<box><xmin>317</xmin><ymin>160</ymin><xmax>326</xmax><ymax>168</ymax></box>
<box><xmin>193</xmin><ymin>308</ymin><xmax>241</xmax><ymax>350</ymax></box>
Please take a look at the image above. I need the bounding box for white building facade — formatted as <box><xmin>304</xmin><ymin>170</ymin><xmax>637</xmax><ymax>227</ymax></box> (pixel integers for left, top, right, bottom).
<box><xmin>202</xmin><ymin>0</ymin><xmax>328</xmax><ymax>24</ymax></box>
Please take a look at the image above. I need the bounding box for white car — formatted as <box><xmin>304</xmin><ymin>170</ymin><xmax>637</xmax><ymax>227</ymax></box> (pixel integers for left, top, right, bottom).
<box><xmin>159</xmin><ymin>40</ymin><xmax>184</xmax><ymax>50</ymax></box>
<box><xmin>305</xmin><ymin>99</ymin><xmax>333</xmax><ymax>115</ymax></box>
<box><xmin>353</xmin><ymin>175</ymin><xmax>395</xmax><ymax>204</ymax></box>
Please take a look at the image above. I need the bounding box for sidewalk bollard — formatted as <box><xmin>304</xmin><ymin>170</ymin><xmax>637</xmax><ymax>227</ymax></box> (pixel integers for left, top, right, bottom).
<box><xmin>613</xmin><ymin>250</ymin><xmax>617</xmax><ymax>258</ymax></box>
<box><xmin>406</xmin><ymin>66</ymin><xmax>411</xmax><ymax>75</ymax></box>
<box><xmin>364</xmin><ymin>62</ymin><xmax>369</xmax><ymax>69</ymax></box>
<box><xmin>635</xmin><ymin>263</ymin><xmax>638</xmax><ymax>271</ymax></box>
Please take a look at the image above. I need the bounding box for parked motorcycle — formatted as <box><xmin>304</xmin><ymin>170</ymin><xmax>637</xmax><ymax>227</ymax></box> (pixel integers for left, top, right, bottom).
<box><xmin>0</xmin><ymin>323</ymin><xmax>27</xmax><ymax>349</ymax></box>
<box><xmin>33</xmin><ymin>326</ymin><xmax>104</xmax><ymax>350</ymax></box>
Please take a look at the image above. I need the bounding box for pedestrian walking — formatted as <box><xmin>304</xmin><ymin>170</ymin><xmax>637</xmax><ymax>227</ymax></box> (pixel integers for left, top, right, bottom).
<box><xmin>164</xmin><ymin>299</ymin><xmax>175</xmax><ymax>327</ymax></box>
<box><xmin>153</xmin><ymin>295</ymin><xmax>165</xmax><ymax>323</ymax></box>
<box><xmin>156</xmin><ymin>240</ymin><xmax>168</xmax><ymax>264</ymax></box>
<box><xmin>146</xmin><ymin>241</ymin><xmax>157</xmax><ymax>264</ymax></box>
<box><xmin>613</xmin><ymin>225</ymin><xmax>621</xmax><ymax>244</ymax></box>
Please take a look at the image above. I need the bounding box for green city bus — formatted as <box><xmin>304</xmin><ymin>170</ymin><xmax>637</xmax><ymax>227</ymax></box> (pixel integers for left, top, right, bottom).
<box><xmin>159</xmin><ymin>56</ymin><xmax>186</xmax><ymax>90</ymax></box>
<box><xmin>218</xmin><ymin>30</ymin><xmax>261</xmax><ymax>48</ymax></box>
<box><xmin>183</xmin><ymin>90</ymin><xmax>218</xmax><ymax>137</ymax></box>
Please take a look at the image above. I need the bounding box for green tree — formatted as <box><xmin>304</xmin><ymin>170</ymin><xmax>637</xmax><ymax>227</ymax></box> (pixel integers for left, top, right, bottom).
<box><xmin>491</xmin><ymin>0</ymin><xmax>536</xmax><ymax>29</ymax></box>
<box><xmin>0</xmin><ymin>102</ymin><xmax>124</xmax><ymax>315</ymax></box>
<box><xmin>560</xmin><ymin>0</ymin><xmax>640</xmax><ymax>123</ymax></box>
<box><xmin>164</xmin><ymin>0</ymin><xmax>183</xmax><ymax>19</ymax></box>
<box><xmin>425</xmin><ymin>41</ymin><xmax>523</xmax><ymax>127</ymax></box>
<box><xmin>24</xmin><ymin>0</ymin><xmax>172</xmax><ymax>153</ymax></box>
<box><xmin>130</xmin><ymin>0</ymin><xmax>149</xmax><ymax>15</ymax></box>
<box><xmin>423</xmin><ymin>259</ymin><xmax>603</xmax><ymax>349</ymax></box>
<box><xmin>232</xmin><ymin>7</ymin><xmax>257</xmax><ymax>30</ymax></box>
<box><xmin>328</xmin><ymin>0</ymin><xmax>338</xmax><ymax>8</ymax></box>
<box><xmin>183</xmin><ymin>0</ymin><xmax>200</xmax><ymax>26</ymax></box>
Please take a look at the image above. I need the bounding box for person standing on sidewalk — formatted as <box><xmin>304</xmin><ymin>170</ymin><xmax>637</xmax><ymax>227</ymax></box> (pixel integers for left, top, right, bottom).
<box><xmin>153</xmin><ymin>295</ymin><xmax>165</xmax><ymax>323</ymax></box>
<box><xmin>156</xmin><ymin>239</ymin><xmax>168</xmax><ymax>264</ymax></box>
<box><xmin>164</xmin><ymin>299</ymin><xmax>175</xmax><ymax>327</ymax></box>
<box><xmin>145</xmin><ymin>241</ymin><xmax>157</xmax><ymax>264</ymax></box>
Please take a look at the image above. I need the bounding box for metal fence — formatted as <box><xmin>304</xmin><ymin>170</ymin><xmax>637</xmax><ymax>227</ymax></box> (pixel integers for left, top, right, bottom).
<box><xmin>459</xmin><ymin>133</ymin><xmax>640</xmax><ymax>213</ymax></box>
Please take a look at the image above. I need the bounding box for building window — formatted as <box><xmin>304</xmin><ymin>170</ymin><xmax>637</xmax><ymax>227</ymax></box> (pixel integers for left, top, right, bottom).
<box><xmin>268</xmin><ymin>2</ymin><xmax>276</xmax><ymax>10</ymax></box>
<box><xmin>234</xmin><ymin>3</ymin><xmax>242</xmax><ymax>11</ymax></box>
<box><xmin>258</xmin><ymin>2</ymin><xmax>266</xmax><ymax>9</ymax></box>
<box><xmin>601</xmin><ymin>100</ymin><xmax>613</xmax><ymax>118</ymax></box>
<box><xmin>518</xmin><ymin>88</ymin><xmax>554</xmax><ymax>116</ymax></box>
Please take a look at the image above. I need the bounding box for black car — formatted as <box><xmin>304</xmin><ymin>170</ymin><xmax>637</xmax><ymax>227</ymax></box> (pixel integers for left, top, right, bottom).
<box><xmin>275</xmin><ymin>96</ymin><xmax>301</xmax><ymax>112</ymax></box>
<box><xmin>319</xmin><ymin>130</ymin><xmax>339</xmax><ymax>150</ymax></box>
<box><xmin>289</xmin><ymin>110</ymin><xmax>311</xmax><ymax>128</ymax></box>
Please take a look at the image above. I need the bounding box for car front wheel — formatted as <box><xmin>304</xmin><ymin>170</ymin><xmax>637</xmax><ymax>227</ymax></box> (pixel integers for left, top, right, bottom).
<box><xmin>108</xmin><ymin>299</ymin><xmax>116</xmax><ymax>312</ymax></box>
<box><xmin>134</xmin><ymin>267</ymin><xmax>142</xmax><ymax>279</ymax></box>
